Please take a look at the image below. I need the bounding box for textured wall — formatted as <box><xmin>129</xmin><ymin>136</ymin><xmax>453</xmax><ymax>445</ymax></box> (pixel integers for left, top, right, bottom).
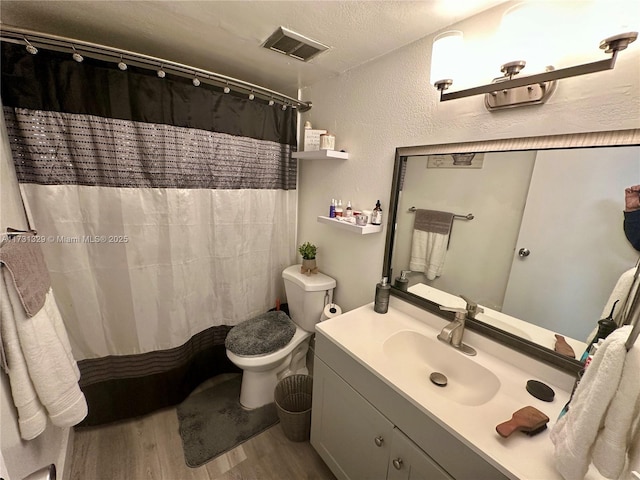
<box><xmin>297</xmin><ymin>2</ymin><xmax>640</xmax><ymax>313</ymax></box>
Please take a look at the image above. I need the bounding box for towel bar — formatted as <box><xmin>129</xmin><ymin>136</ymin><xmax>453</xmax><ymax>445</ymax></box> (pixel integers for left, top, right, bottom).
<box><xmin>625</xmin><ymin>317</ymin><xmax>640</xmax><ymax>351</ymax></box>
<box><xmin>624</xmin><ymin>263</ymin><xmax>640</xmax><ymax>351</ymax></box>
<box><xmin>0</xmin><ymin>228</ymin><xmax>38</xmax><ymax>247</ymax></box>
<box><xmin>407</xmin><ymin>207</ymin><xmax>474</xmax><ymax>220</ymax></box>
<box><xmin>5</xmin><ymin>227</ymin><xmax>37</xmax><ymax>235</ymax></box>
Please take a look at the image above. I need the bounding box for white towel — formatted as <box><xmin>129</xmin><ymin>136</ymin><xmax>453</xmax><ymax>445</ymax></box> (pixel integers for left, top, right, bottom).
<box><xmin>409</xmin><ymin>230</ymin><xmax>449</xmax><ymax>280</ymax></box>
<box><xmin>1</xmin><ymin>269</ymin><xmax>87</xmax><ymax>439</ymax></box>
<box><xmin>592</xmin><ymin>335</ymin><xmax>640</xmax><ymax>479</ymax></box>
<box><xmin>0</xmin><ymin>276</ymin><xmax>48</xmax><ymax>439</ymax></box>
<box><xmin>550</xmin><ymin>326</ymin><xmax>632</xmax><ymax>480</ymax></box>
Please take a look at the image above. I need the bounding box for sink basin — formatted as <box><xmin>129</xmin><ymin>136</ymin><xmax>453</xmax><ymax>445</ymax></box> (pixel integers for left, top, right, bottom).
<box><xmin>382</xmin><ymin>330</ymin><xmax>501</xmax><ymax>406</ymax></box>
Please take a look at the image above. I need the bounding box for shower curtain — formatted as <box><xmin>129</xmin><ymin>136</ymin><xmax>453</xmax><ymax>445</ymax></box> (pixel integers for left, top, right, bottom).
<box><xmin>1</xmin><ymin>42</ymin><xmax>297</xmax><ymax>424</ymax></box>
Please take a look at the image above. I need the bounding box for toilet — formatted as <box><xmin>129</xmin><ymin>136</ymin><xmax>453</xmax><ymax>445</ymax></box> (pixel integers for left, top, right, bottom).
<box><xmin>225</xmin><ymin>264</ymin><xmax>336</xmax><ymax>409</ymax></box>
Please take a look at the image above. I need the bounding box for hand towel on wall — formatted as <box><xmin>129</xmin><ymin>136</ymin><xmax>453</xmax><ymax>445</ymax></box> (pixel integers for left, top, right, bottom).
<box><xmin>409</xmin><ymin>209</ymin><xmax>454</xmax><ymax>281</ymax></box>
<box><xmin>0</xmin><ymin>237</ymin><xmax>86</xmax><ymax>440</ymax></box>
<box><xmin>0</xmin><ymin>233</ymin><xmax>51</xmax><ymax>316</ymax></box>
<box><xmin>549</xmin><ymin>326</ymin><xmax>633</xmax><ymax>480</ymax></box>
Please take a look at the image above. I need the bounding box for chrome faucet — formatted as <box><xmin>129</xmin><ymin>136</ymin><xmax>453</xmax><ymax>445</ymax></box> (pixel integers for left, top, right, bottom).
<box><xmin>438</xmin><ymin>303</ymin><xmax>477</xmax><ymax>356</ymax></box>
<box><xmin>460</xmin><ymin>295</ymin><xmax>484</xmax><ymax>319</ymax></box>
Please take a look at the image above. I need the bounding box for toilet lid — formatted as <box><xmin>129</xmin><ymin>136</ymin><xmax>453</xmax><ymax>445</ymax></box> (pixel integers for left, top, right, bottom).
<box><xmin>225</xmin><ymin>310</ymin><xmax>296</xmax><ymax>356</ymax></box>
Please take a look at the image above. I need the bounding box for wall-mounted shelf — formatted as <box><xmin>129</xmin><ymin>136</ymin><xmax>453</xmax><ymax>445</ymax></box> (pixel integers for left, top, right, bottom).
<box><xmin>317</xmin><ymin>216</ymin><xmax>382</xmax><ymax>235</ymax></box>
<box><xmin>292</xmin><ymin>150</ymin><xmax>349</xmax><ymax>160</ymax></box>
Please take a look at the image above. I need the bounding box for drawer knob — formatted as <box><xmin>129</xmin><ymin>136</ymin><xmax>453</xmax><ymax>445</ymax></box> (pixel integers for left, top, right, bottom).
<box><xmin>374</xmin><ymin>436</ymin><xmax>384</xmax><ymax>447</ymax></box>
<box><xmin>393</xmin><ymin>458</ymin><xmax>403</xmax><ymax>470</ymax></box>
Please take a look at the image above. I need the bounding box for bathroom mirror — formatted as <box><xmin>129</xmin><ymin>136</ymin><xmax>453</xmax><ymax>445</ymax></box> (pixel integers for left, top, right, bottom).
<box><xmin>384</xmin><ymin>129</ymin><xmax>640</xmax><ymax>373</ymax></box>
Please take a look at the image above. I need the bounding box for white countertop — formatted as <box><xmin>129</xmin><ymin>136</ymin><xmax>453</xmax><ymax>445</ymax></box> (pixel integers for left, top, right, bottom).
<box><xmin>315</xmin><ymin>298</ymin><xmax>578</xmax><ymax>480</ymax></box>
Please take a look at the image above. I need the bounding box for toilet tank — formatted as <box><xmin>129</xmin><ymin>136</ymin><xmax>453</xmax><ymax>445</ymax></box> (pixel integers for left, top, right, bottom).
<box><xmin>282</xmin><ymin>265</ymin><xmax>336</xmax><ymax>332</ymax></box>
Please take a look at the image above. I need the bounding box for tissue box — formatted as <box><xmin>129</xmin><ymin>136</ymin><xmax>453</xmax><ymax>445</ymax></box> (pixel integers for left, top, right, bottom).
<box><xmin>303</xmin><ymin>129</ymin><xmax>327</xmax><ymax>151</ymax></box>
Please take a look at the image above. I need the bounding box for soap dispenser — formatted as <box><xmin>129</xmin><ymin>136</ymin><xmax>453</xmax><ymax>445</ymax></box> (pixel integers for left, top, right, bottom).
<box><xmin>374</xmin><ymin>277</ymin><xmax>390</xmax><ymax>314</ymax></box>
<box><xmin>394</xmin><ymin>270</ymin><xmax>410</xmax><ymax>291</ymax></box>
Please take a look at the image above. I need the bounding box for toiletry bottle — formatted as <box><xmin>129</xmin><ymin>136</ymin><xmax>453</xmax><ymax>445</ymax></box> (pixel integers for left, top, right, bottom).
<box><xmin>329</xmin><ymin>199</ymin><xmax>336</xmax><ymax>218</ymax></box>
<box><xmin>371</xmin><ymin>200</ymin><xmax>383</xmax><ymax>225</ymax></box>
<box><xmin>345</xmin><ymin>201</ymin><xmax>353</xmax><ymax>218</ymax></box>
<box><xmin>374</xmin><ymin>277</ymin><xmax>391</xmax><ymax>314</ymax></box>
<box><xmin>335</xmin><ymin>200</ymin><xmax>343</xmax><ymax>217</ymax></box>
<box><xmin>394</xmin><ymin>270</ymin><xmax>410</xmax><ymax>291</ymax></box>
<box><xmin>320</xmin><ymin>132</ymin><xmax>336</xmax><ymax>150</ymax></box>
<box><xmin>583</xmin><ymin>339</ymin><xmax>603</xmax><ymax>369</ymax></box>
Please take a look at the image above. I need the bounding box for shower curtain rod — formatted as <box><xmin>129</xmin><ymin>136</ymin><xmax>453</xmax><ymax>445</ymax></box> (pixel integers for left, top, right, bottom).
<box><xmin>0</xmin><ymin>25</ymin><xmax>312</xmax><ymax>112</ymax></box>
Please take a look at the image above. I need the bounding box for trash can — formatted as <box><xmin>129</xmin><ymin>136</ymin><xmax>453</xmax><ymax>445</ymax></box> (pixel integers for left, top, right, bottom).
<box><xmin>274</xmin><ymin>374</ymin><xmax>313</xmax><ymax>442</ymax></box>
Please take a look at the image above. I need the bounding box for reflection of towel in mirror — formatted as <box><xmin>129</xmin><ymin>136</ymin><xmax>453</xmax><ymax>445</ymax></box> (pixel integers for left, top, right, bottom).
<box><xmin>550</xmin><ymin>326</ymin><xmax>638</xmax><ymax>480</ymax></box>
<box><xmin>409</xmin><ymin>210</ymin><xmax>454</xmax><ymax>281</ymax></box>
<box><xmin>603</xmin><ymin>267</ymin><xmax>639</xmax><ymax>326</ymax></box>
<box><xmin>586</xmin><ymin>267</ymin><xmax>639</xmax><ymax>343</ymax></box>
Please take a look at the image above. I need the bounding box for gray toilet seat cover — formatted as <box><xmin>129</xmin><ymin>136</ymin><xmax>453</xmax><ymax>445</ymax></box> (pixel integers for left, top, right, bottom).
<box><xmin>225</xmin><ymin>310</ymin><xmax>296</xmax><ymax>356</ymax></box>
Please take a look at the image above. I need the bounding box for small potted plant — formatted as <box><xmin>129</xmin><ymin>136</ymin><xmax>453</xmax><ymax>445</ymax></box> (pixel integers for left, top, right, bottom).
<box><xmin>298</xmin><ymin>241</ymin><xmax>318</xmax><ymax>275</ymax></box>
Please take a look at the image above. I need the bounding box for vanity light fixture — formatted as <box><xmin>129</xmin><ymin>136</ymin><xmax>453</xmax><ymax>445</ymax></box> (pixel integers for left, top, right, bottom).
<box><xmin>433</xmin><ymin>31</ymin><xmax>638</xmax><ymax>110</ymax></box>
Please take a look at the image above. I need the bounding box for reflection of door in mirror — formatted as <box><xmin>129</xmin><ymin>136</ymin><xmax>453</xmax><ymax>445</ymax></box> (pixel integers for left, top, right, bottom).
<box><xmin>394</xmin><ymin>150</ymin><xmax>536</xmax><ymax>310</ymax></box>
<box><xmin>503</xmin><ymin>147</ymin><xmax>638</xmax><ymax>341</ymax></box>
<box><xmin>393</xmin><ymin>146</ymin><xmax>639</xmax><ymax>346</ymax></box>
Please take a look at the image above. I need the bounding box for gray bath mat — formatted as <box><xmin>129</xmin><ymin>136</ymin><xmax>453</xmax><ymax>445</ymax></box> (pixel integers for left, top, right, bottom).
<box><xmin>176</xmin><ymin>374</ymin><xmax>279</xmax><ymax>468</ymax></box>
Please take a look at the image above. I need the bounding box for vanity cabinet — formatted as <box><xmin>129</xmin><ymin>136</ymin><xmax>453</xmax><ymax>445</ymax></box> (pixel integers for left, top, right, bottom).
<box><xmin>387</xmin><ymin>428</ymin><xmax>452</xmax><ymax>480</ymax></box>
<box><xmin>312</xmin><ymin>358</ymin><xmax>452</xmax><ymax>480</ymax></box>
<box><xmin>311</xmin><ymin>358</ymin><xmax>393</xmax><ymax>479</ymax></box>
<box><xmin>311</xmin><ymin>330</ymin><xmax>509</xmax><ymax>480</ymax></box>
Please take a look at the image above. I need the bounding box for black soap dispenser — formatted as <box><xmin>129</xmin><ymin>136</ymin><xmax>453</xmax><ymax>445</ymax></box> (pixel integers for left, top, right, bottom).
<box><xmin>394</xmin><ymin>270</ymin><xmax>410</xmax><ymax>291</ymax></box>
<box><xmin>580</xmin><ymin>300</ymin><xmax>619</xmax><ymax>362</ymax></box>
<box><xmin>374</xmin><ymin>277</ymin><xmax>391</xmax><ymax>314</ymax></box>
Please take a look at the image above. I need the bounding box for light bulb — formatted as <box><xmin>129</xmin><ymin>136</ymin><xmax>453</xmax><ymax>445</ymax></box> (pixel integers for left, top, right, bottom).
<box><xmin>430</xmin><ymin>31</ymin><xmax>464</xmax><ymax>87</ymax></box>
<box><xmin>497</xmin><ymin>3</ymin><xmax>558</xmax><ymax>73</ymax></box>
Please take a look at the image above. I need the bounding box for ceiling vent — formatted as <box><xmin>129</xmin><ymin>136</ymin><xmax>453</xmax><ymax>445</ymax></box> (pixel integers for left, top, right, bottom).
<box><xmin>262</xmin><ymin>27</ymin><xmax>329</xmax><ymax>62</ymax></box>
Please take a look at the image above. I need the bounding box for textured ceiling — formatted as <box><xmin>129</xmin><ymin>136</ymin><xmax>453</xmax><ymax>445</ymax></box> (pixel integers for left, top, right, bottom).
<box><xmin>0</xmin><ymin>1</ymin><xmax>506</xmax><ymax>97</ymax></box>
